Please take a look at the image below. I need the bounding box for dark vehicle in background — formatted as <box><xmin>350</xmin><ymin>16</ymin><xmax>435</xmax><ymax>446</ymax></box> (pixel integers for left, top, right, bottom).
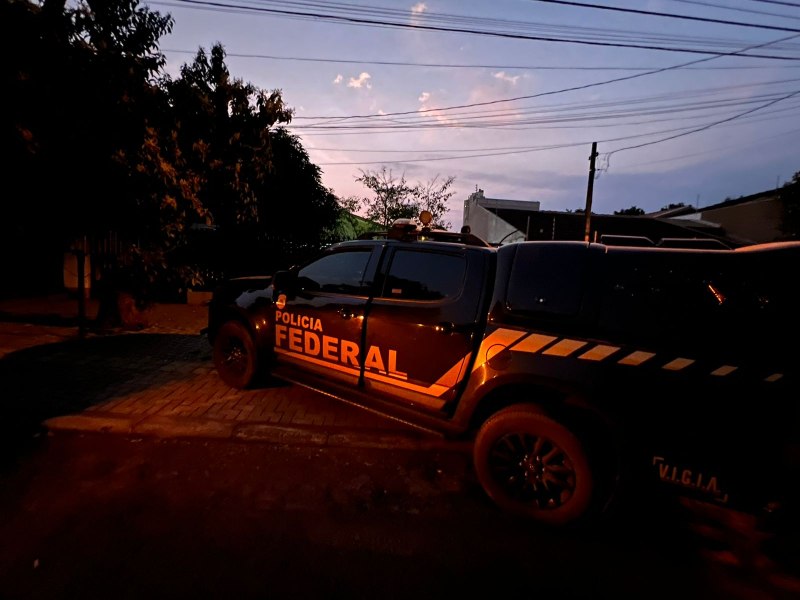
<box><xmin>207</xmin><ymin>215</ymin><xmax>800</xmax><ymax>527</ymax></box>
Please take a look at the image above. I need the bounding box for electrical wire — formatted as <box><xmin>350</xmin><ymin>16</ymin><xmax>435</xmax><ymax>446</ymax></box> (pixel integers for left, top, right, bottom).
<box><xmin>529</xmin><ymin>0</ymin><xmax>800</xmax><ymax>33</ymax></box>
<box><xmin>160</xmin><ymin>48</ymin><xmax>800</xmax><ymax>71</ymax></box>
<box><xmin>606</xmin><ymin>88</ymin><xmax>800</xmax><ymax>156</ymax></box>
<box><xmin>666</xmin><ymin>0</ymin><xmax>800</xmax><ymax>21</ymax></box>
<box><xmin>154</xmin><ymin>0</ymin><xmax>800</xmax><ymax>59</ymax></box>
<box><xmin>293</xmin><ymin>32</ymin><xmax>800</xmax><ymax>122</ymax></box>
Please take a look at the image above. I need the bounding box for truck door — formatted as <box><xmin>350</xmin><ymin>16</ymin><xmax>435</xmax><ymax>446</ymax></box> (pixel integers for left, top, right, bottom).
<box><xmin>273</xmin><ymin>245</ymin><xmax>379</xmax><ymax>387</ymax></box>
<box><xmin>362</xmin><ymin>246</ymin><xmax>485</xmax><ymax>412</ymax></box>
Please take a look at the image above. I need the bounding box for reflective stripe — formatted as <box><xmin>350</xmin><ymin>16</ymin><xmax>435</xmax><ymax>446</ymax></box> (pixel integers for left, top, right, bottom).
<box><xmin>364</xmin><ymin>370</ymin><xmax>450</xmax><ymax>401</ymax></box>
<box><xmin>472</xmin><ymin>328</ymin><xmax>527</xmax><ymax>372</ymax></box>
<box><xmin>542</xmin><ymin>338</ymin><xmax>588</xmax><ymax>357</ymax></box>
<box><xmin>662</xmin><ymin>357</ymin><xmax>695</xmax><ymax>371</ymax></box>
<box><xmin>578</xmin><ymin>344</ymin><xmax>620</xmax><ymax>361</ymax></box>
<box><xmin>277</xmin><ymin>347</ymin><xmax>451</xmax><ymax>400</ymax></box>
<box><xmin>765</xmin><ymin>373</ymin><xmax>783</xmax><ymax>383</ymax></box>
<box><xmin>514</xmin><ymin>333</ymin><xmax>557</xmax><ymax>354</ymax></box>
<box><xmin>711</xmin><ymin>365</ymin><xmax>737</xmax><ymax>377</ymax></box>
<box><xmin>434</xmin><ymin>356</ymin><xmax>469</xmax><ymax>389</ymax></box>
<box><xmin>275</xmin><ymin>347</ymin><xmax>360</xmax><ymax>377</ymax></box>
<box><xmin>617</xmin><ymin>351</ymin><xmax>656</xmax><ymax>366</ymax></box>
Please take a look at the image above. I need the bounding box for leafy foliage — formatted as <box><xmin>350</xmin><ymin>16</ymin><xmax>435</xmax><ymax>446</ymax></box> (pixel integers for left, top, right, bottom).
<box><xmin>2</xmin><ymin>0</ymin><xmax>340</xmax><ymax>308</ymax></box>
<box><xmin>354</xmin><ymin>166</ymin><xmax>456</xmax><ymax>229</ymax></box>
<box><xmin>780</xmin><ymin>170</ymin><xmax>800</xmax><ymax>240</ymax></box>
<box><xmin>416</xmin><ymin>175</ymin><xmax>455</xmax><ymax>230</ymax></box>
<box><xmin>613</xmin><ymin>206</ymin><xmax>646</xmax><ymax>216</ymax></box>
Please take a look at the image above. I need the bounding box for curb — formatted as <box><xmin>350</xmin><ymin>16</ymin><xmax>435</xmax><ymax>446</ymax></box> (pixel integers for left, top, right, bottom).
<box><xmin>43</xmin><ymin>413</ymin><xmax>473</xmax><ymax>453</ymax></box>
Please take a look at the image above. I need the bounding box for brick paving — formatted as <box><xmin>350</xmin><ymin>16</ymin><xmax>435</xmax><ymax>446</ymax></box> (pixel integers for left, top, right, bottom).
<box><xmin>0</xmin><ymin>294</ymin><xmax>449</xmax><ymax>449</ymax></box>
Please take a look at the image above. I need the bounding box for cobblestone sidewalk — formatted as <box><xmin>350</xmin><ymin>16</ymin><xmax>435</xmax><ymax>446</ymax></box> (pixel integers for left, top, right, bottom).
<box><xmin>0</xmin><ymin>295</ymin><xmax>451</xmax><ymax>451</ymax></box>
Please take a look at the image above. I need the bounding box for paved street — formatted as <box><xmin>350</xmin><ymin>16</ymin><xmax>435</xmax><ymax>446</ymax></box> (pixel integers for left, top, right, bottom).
<box><xmin>0</xmin><ymin>295</ymin><xmax>444</xmax><ymax>459</ymax></box>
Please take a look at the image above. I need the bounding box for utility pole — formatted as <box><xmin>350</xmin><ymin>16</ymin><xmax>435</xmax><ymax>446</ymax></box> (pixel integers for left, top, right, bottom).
<box><xmin>584</xmin><ymin>142</ymin><xmax>598</xmax><ymax>243</ymax></box>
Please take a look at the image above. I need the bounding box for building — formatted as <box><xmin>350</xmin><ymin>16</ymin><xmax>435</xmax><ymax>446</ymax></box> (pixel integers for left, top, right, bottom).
<box><xmin>660</xmin><ymin>188</ymin><xmax>788</xmax><ymax>245</ymax></box>
<box><xmin>461</xmin><ymin>187</ymin><xmax>792</xmax><ymax>248</ymax></box>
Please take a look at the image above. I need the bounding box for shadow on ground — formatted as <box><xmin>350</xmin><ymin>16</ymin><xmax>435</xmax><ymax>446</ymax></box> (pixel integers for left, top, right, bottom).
<box><xmin>0</xmin><ymin>311</ymin><xmax>87</xmax><ymax>328</ymax></box>
<box><xmin>0</xmin><ymin>333</ymin><xmax>210</xmax><ymax>469</ymax></box>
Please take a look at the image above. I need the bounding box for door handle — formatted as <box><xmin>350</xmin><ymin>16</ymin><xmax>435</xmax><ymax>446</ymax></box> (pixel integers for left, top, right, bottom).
<box><xmin>338</xmin><ymin>307</ymin><xmax>358</xmax><ymax>319</ymax></box>
<box><xmin>436</xmin><ymin>322</ymin><xmax>473</xmax><ymax>335</ymax></box>
<box><xmin>436</xmin><ymin>322</ymin><xmax>455</xmax><ymax>334</ymax></box>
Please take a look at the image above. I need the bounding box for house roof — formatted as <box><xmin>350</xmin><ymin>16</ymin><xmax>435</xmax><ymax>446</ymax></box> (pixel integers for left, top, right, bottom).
<box><xmin>480</xmin><ymin>207</ymin><xmax>745</xmax><ymax>247</ymax></box>
<box><xmin>696</xmin><ymin>187</ymin><xmax>781</xmax><ymax>212</ymax></box>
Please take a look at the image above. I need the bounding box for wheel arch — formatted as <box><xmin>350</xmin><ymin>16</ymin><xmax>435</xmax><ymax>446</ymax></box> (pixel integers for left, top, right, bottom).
<box><xmin>466</xmin><ymin>379</ymin><xmax>624</xmax><ymax>516</ymax></box>
<box><xmin>208</xmin><ymin>305</ymin><xmax>270</xmax><ymax>349</ymax></box>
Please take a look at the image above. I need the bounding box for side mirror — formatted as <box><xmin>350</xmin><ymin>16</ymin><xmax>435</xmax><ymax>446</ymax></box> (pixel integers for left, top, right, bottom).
<box><xmin>271</xmin><ymin>269</ymin><xmax>296</xmax><ymax>298</ymax></box>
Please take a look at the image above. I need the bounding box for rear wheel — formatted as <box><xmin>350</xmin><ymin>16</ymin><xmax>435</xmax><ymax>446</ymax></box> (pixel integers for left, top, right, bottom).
<box><xmin>473</xmin><ymin>406</ymin><xmax>595</xmax><ymax>527</ymax></box>
<box><xmin>213</xmin><ymin>321</ymin><xmax>259</xmax><ymax>389</ymax></box>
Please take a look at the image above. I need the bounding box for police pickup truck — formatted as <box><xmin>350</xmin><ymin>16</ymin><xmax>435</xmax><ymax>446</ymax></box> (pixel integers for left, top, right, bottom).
<box><xmin>207</xmin><ymin>213</ymin><xmax>800</xmax><ymax>527</ymax></box>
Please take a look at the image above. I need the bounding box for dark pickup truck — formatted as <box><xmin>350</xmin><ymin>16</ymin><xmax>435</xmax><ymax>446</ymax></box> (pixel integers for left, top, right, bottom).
<box><xmin>207</xmin><ymin>217</ymin><xmax>800</xmax><ymax>527</ymax></box>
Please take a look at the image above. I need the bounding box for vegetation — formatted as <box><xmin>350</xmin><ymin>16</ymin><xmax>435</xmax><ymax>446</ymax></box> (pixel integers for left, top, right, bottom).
<box><xmin>780</xmin><ymin>170</ymin><xmax>800</xmax><ymax>240</ymax></box>
<box><xmin>2</xmin><ymin>0</ymin><xmax>339</xmax><ymax>323</ymax></box>
<box><xmin>613</xmin><ymin>206</ymin><xmax>645</xmax><ymax>216</ymax></box>
<box><xmin>347</xmin><ymin>167</ymin><xmax>455</xmax><ymax>230</ymax></box>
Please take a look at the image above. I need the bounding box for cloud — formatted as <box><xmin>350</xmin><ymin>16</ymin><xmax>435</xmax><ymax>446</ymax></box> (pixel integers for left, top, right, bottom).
<box><xmin>411</xmin><ymin>2</ymin><xmax>427</xmax><ymax>14</ymax></box>
<box><xmin>333</xmin><ymin>74</ymin><xmax>343</xmax><ymax>84</ymax></box>
<box><xmin>348</xmin><ymin>72</ymin><xmax>372</xmax><ymax>89</ymax></box>
<box><xmin>493</xmin><ymin>71</ymin><xmax>520</xmax><ymax>85</ymax></box>
<box><xmin>418</xmin><ymin>92</ymin><xmax>431</xmax><ymax>103</ymax></box>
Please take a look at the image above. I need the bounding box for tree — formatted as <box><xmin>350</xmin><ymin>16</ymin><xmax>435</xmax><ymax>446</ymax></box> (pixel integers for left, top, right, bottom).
<box><xmin>328</xmin><ymin>195</ymin><xmax>367</xmax><ymax>242</ymax></box>
<box><xmin>166</xmin><ymin>44</ymin><xmax>293</xmax><ymax>232</ymax></box>
<box><xmin>2</xmin><ymin>2</ymin><xmax>340</xmax><ymax>319</ymax></box>
<box><xmin>614</xmin><ymin>206</ymin><xmax>645</xmax><ymax>216</ymax></box>
<box><xmin>354</xmin><ymin>166</ymin><xmax>456</xmax><ymax>229</ymax></box>
<box><xmin>660</xmin><ymin>202</ymin><xmax>686</xmax><ymax>211</ymax></box>
<box><xmin>2</xmin><ymin>0</ymin><xmax>178</xmax><ymax>302</ymax></box>
<box><xmin>416</xmin><ymin>174</ymin><xmax>455</xmax><ymax>230</ymax></box>
<box><xmin>355</xmin><ymin>167</ymin><xmax>418</xmax><ymax>228</ymax></box>
<box><xmin>165</xmin><ymin>44</ymin><xmax>339</xmax><ymax>272</ymax></box>
<box><xmin>780</xmin><ymin>170</ymin><xmax>800</xmax><ymax>240</ymax></box>
<box><xmin>256</xmin><ymin>127</ymin><xmax>340</xmax><ymax>265</ymax></box>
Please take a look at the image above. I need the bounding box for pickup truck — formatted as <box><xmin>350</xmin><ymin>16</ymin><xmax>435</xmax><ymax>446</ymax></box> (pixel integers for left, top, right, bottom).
<box><xmin>206</xmin><ymin>216</ymin><xmax>800</xmax><ymax>527</ymax></box>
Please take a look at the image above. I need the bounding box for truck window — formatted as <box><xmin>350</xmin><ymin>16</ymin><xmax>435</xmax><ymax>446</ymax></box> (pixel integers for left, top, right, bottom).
<box><xmin>506</xmin><ymin>244</ymin><xmax>587</xmax><ymax>317</ymax></box>
<box><xmin>296</xmin><ymin>249</ymin><xmax>373</xmax><ymax>295</ymax></box>
<box><xmin>379</xmin><ymin>250</ymin><xmax>466</xmax><ymax>301</ymax></box>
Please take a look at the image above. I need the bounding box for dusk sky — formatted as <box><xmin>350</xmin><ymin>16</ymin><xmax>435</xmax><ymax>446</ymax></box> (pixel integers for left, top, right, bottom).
<box><xmin>148</xmin><ymin>0</ymin><xmax>800</xmax><ymax>228</ymax></box>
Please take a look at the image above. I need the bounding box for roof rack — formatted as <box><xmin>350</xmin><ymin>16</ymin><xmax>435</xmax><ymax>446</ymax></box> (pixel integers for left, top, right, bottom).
<box><xmin>357</xmin><ymin>216</ymin><xmax>493</xmax><ymax>247</ymax></box>
<box><xmin>599</xmin><ymin>234</ymin><xmax>655</xmax><ymax>247</ymax></box>
<box><xmin>656</xmin><ymin>237</ymin><xmax>732</xmax><ymax>249</ymax></box>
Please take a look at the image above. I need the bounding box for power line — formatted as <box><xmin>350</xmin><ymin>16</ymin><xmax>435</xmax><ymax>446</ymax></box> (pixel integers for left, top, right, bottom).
<box><xmin>158</xmin><ymin>0</ymin><xmax>800</xmax><ymax>59</ymax></box>
<box><xmin>618</xmin><ymin>126</ymin><xmax>800</xmax><ymax>169</ymax></box>
<box><xmin>294</xmin><ymin>92</ymin><xmax>800</xmax><ymax>132</ymax></box>
<box><xmin>311</xmin><ymin>107</ymin><xmax>794</xmax><ymax>165</ymax></box>
<box><xmin>292</xmin><ymin>78</ymin><xmax>800</xmax><ymax>128</ymax></box>
<box><xmin>606</xmin><ymin>88</ymin><xmax>800</xmax><ymax>156</ymax></box>
<box><xmin>294</xmin><ymin>33</ymin><xmax>800</xmax><ymax>121</ymax></box>
<box><xmin>666</xmin><ymin>0</ymin><xmax>800</xmax><ymax>21</ymax></box>
<box><xmin>530</xmin><ymin>0</ymin><xmax>800</xmax><ymax>33</ymax></box>
<box><xmin>160</xmin><ymin>48</ymin><xmax>800</xmax><ymax>71</ymax></box>
<box><xmin>747</xmin><ymin>0</ymin><xmax>800</xmax><ymax>8</ymax></box>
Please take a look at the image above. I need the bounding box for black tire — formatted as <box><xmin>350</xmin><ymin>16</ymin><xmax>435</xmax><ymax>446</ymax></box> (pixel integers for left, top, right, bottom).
<box><xmin>473</xmin><ymin>406</ymin><xmax>594</xmax><ymax>527</ymax></box>
<box><xmin>213</xmin><ymin>320</ymin><xmax>259</xmax><ymax>389</ymax></box>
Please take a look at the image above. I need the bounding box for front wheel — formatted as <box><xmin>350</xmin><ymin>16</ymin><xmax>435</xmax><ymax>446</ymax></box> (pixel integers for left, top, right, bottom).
<box><xmin>213</xmin><ymin>320</ymin><xmax>259</xmax><ymax>389</ymax></box>
<box><xmin>473</xmin><ymin>406</ymin><xmax>595</xmax><ymax>527</ymax></box>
